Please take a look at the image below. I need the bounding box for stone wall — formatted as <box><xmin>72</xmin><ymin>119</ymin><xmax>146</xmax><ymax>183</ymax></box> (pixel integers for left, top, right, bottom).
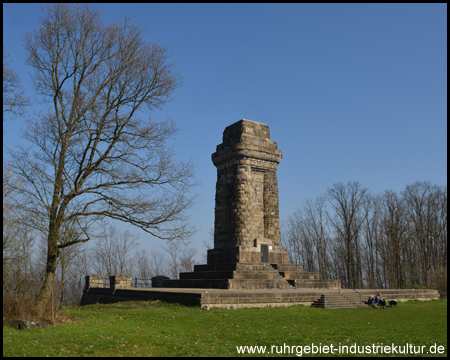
<box><xmin>84</xmin><ymin>273</ymin><xmax>131</xmax><ymax>292</ymax></box>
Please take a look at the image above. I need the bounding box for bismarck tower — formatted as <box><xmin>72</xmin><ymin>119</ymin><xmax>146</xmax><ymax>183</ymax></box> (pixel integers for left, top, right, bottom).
<box><xmin>163</xmin><ymin>119</ymin><xmax>339</xmax><ymax>290</ymax></box>
<box><xmin>208</xmin><ymin>119</ymin><xmax>287</xmax><ymax>264</ymax></box>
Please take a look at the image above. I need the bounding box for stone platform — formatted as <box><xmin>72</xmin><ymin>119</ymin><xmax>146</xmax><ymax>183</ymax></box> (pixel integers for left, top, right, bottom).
<box><xmin>162</xmin><ymin>262</ymin><xmax>340</xmax><ymax>290</ymax></box>
<box><xmin>81</xmin><ymin>286</ymin><xmax>439</xmax><ymax>310</ymax></box>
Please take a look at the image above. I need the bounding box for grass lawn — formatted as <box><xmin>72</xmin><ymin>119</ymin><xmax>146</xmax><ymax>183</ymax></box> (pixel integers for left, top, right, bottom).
<box><xmin>3</xmin><ymin>299</ymin><xmax>447</xmax><ymax>357</ymax></box>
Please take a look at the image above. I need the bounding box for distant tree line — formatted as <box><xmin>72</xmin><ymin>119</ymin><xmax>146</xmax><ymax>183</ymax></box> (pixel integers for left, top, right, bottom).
<box><xmin>282</xmin><ymin>181</ymin><xmax>447</xmax><ymax>296</ymax></box>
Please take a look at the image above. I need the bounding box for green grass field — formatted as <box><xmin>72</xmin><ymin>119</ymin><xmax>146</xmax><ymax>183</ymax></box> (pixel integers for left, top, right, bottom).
<box><xmin>3</xmin><ymin>299</ymin><xmax>447</xmax><ymax>357</ymax></box>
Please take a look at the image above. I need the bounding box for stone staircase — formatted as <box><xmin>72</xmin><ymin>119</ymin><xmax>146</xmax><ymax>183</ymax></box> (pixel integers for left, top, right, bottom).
<box><xmin>162</xmin><ymin>262</ymin><xmax>294</xmax><ymax>290</ymax></box>
<box><xmin>229</xmin><ymin>263</ymin><xmax>294</xmax><ymax>290</ymax></box>
<box><xmin>270</xmin><ymin>264</ymin><xmax>341</xmax><ymax>289</ymax></box>
<box><xmin>162</xmin><ymin>262</ymin><xmax>342</xmax><ymax>290</ymax></box>
<box><xmin>311</xmin><ymin>293</ymin><xmax>366</xmax><ymax>309</ymax></box>
<box><xmin>340</xmin><ymin>292</ymin><xmax>365</xmax><ymax>307</ymax></box>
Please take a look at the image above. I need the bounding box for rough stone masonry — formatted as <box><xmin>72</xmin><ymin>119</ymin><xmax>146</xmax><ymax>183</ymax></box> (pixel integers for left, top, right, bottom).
<box><xmin>208</xmin><ymin>119</ymin><xmax>288</xmax><ymax>264</ymax></box>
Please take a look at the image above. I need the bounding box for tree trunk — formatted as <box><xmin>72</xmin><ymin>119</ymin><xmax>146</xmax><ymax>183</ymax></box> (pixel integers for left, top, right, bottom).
<box><xmin>34</xmin><ymin>232</ymin><xmax>59</xmax><ymax>315</ymax></box>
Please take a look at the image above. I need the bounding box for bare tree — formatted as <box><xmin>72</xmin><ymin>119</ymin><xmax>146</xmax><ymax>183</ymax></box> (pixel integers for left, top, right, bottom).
<box><xmin>91</xmin><ymin>224</ymin><xmax>139</xmax><ymax>277</ymax></box>
<box><xmin>7</xmin><ymin>4</ymin><xmax>196</xmax><ymax>315</ymax></box>
<box><xmin>402</xmin><ymin>181</ymin><xmax>447</xmax><ymax>289</ymax></box>
<box><xmin>132</xmin><ymin>249</ymin><xmax>155</xmax><ymax>282</ymax></box>
<box><xmin>326</xmin><ymin>182</ymin><xmax>370</xmax><ymax>288</ymax></box>
<box><xmin>283</xmin><ymin>180</ymin><xmax>446</xmax><ymax>293</ymax></box>
<box><xmin>179</xmin><ymin>245</ymin><xmax>198</xmax><ymax>273</ymax></box>
<box><xmin>62</xmin><ymin>245</ymin><xmax>92</xmax><ymax>306</ymax></box>
<box><xmin>283</xmin><ymin>210</ymin><xmax>315</xmax><ymax>271</ymax></box>
<box><xmin>2</xmin><ymin>225</ymin><xmax>38</xmax><ymax>319</ymax></box>
<box><xmin>378</xmin><ymin>190</ymin><xmax>409</xmax><ymax>289</ymax></box>
<box><xmin>302</xmin><ymin>197</ymin><xmax>330</xmax><ymax>277</ymax></box>
<box><xmin>162</xmin><ymin>239</ymin><xmax>198</xmax><ymax>279</ymax></box>
<box><xmin>200</xmin><ymin>228</ymin><xmax>214</xmax><ymax>263</ymax></box>
<box><xmin>56</xmin><ymin>241</ymin><xmax>85</xmax><ymax>306</ymax></box>
<box><xmin>359</xmin><ymin>194</ymin><xmax>383</xmax><ymax>288</ymax></box>
<box><xmin>3</xmin><ymin>46</ymin><xmax>30</xmax><ymax>120</ymax></box>
<box><xmin>284</xmin><ymin>215</ymin><xmax>311</xmax><ymax>271</ymax></box>
<box><xmin>282</xmin><ymin>196</ymin><xmax>331</xmax><ymax>276</ymax></box>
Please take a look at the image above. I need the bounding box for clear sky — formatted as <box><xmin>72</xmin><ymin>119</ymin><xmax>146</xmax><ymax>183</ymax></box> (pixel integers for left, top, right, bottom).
<box><xmin>3</xmin><ymin>4</ymin><xmax>447</xmax><ymax>259</ymax></box>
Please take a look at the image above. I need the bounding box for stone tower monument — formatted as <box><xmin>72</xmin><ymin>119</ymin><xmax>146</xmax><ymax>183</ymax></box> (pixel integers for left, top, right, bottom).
<box><xmin>207</xmin><ymin>119</ymin><xmax>288</xmax><ymax>265</ymax></box>
<box><xmin>163</xmin><ymin>119</ymin><xmax>339</xmax><ymax>290</ymax></box>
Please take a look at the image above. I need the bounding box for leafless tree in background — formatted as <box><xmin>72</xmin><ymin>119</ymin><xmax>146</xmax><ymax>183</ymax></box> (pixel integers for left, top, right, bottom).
<box><xmin>147</xmin><ymin>250</ymin><xmax>170</xmax><ymax>278</ymax></box>
<box><xmin>283</xmin><ymin>180</ymin><xmax>446</xmax><ymax>296</ymax></box>
<box><xmin>132</xmin><ymin>249</ymin><xmax>160</xmax><ymax>282</ymax></box>
<box><xmin>326</xmin><ymin>182</ymin><xmax>370</xmax><ymax>288</ymax></box>
<box><xmin>91</xmin><ymin>224</ymin><xmax>139</xmax><ymax>276</ymax></box>
<box><xmin>162</xmin><ymin>239</ymin><xmax>198</xmax><ymax>279</ymax></box>
<box><xmin>359</xmin><ymin>194</ymin><xmax>382</xmax><ymax>288</ymax></box>
<box><xmin>378</xmin><ymin>190</ymin><xmax>409</xmax><ymax>289</ymax></box>
<box><xmin>3</xmin><ymin>46</ymin><xmax>30</xmax><ymax>120</ymax></box>
<box><xmin>402</xmin><ymin>181</ymin><xmax>447</xmax><ymax>290</ymax></box>
<box><xmin>200</xmin><ymin>228</ymin><xmax>214</xmax><ymax>264</ymax></box>
<box><xmin>179</xmin><ymin>245</ymin><xmax>198</xmax><ymax>274</ymax></box>
<box><xmin>3</xmin><ymin>226</ymin><xmax>35</xmax><ymax>295</ymax></box>
<box><xmin>7</xmin><ymin>4</ymin><xmax>196</xmax><ymax>314</ymax></box>
<box><xmin>3</xmin><ymin>46</ymin><xmax>33</xmax><ymax>316</ymax></box>
<box><xmin>282</xmin><ymin>196</ymin><xmax>330</xmax><ymax>276</ymax></box>
<box><xmin>282</xmin><ymin>216</ymin><xmax>303</xmax><ymax>266</ymax></box>
<box><xmin>59</xmin><ymin>244</ymin><xmax>92</xmax><ymax>306</ymax></box>
<box><xmin>284</xmin><ymin>210</ymin><xmax>315</xmax><ymax>271</ymax></box>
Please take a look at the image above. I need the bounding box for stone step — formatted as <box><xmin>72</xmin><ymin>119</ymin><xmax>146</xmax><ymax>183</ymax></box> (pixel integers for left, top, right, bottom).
<box><xmin>311</xmin><ymin>300</ymin><xmax>358</xmax><ymax>306</ymax></box>
<box><xmin>345</xmin><ymin>290</ymin><xmax>440</xmax><ymax>301</ymax></box>
<box><xmin>316</xmin><ymin>304</ymin><xmax>359</xmax><ymax>309</ymax></box>
<box><xmin>163</xmin><ymin>277</ymin><xmax>295</xmax><ymax>291</ymax></box>
<box><xmin>167</xmin><ymin>262</ymin><xmax>342</xmax><ymax>292</ymax></box>
<box><xmin>233</xmin><ymin>271</ymin><xmax>286</xmax><ymax>280</ymax></box>
<box><xmin>228</xmin><ymin>279</ymin><xmax>293</xmax><ymax>290</ymax></box>
<box><xmin>287</xmin><ymin>279</ymin><xmax>296</xmax><ymax>287</ymax></box>
<box><xmin>180</xmin><ymin>270</ymin><xmax>234</xmax><ymax>280</ymax></box>
<box><xmin>310</xmin><ymin>294</ymin><xmax>361</xmax><ymax>309</ymax></box>
<box><xmin>280</xmin><ymin>272</ymin><xmax>320</xmax><ymax>280</ymax></box>
<box><xmin>271</xmin><ymin>264</ymin><xmax>304</xmax><ymax>272</ymax></box>
<box><xmin>340</xmin><ymin>293</ymin><xmax>365</xmax><ymax>306</ymax></box>
<box><xmin>294</xmin><ymin>279</ymin><xmax>341</xmax><ymax>289</ymax></box>
<box><xmin>165</xmin><ymin>262</ymin><xmax>296</xmax><ymax>290</ymax></box>
<box><xmin>194</xmin><ymin>263</ymin><xmax>282</xmax><ymax>272</ymax></box>
<box><xmin>311</xmin><ymin>303</ymin><xmax>359</xmax><ymax>309</ymax></box>
<box><xmin>161</xmin><ymin>279</ymin><xmax>229</xmax><ymax>289</ymax></box>
<box><xmin>194</xmin><ymin>263</ymin><xmax>238</xmax><ymax>272</ymax></box>
<box><xmin>181</xmin><ymin>270</ymin><xmax>289</xmax><ymax>281</ymax></box>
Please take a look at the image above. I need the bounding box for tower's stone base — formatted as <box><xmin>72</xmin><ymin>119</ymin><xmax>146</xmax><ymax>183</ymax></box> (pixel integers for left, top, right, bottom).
<box><xmin>162</xmin><ymin>249</ymin><xmax>340</xmax><ymax>290</ymax></box>
<box><xmin>206</xmin><ymin>244</ymin><xmax>289</xmax><ymax>264</ymax></box>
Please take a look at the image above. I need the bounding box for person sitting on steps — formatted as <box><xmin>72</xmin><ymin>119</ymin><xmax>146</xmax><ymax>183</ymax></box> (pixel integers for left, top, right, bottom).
<box><xmin>375</xmin><ymin>292</ymin><xmax>383</xmax><ymax>305</ymax></box>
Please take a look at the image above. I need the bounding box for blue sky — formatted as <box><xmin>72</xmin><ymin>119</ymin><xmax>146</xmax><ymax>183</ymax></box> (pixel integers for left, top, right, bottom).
<box><xmin>3</xmin><ymin>4</ymin><xmax>447</xmax><ymax>259</ymax></box>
